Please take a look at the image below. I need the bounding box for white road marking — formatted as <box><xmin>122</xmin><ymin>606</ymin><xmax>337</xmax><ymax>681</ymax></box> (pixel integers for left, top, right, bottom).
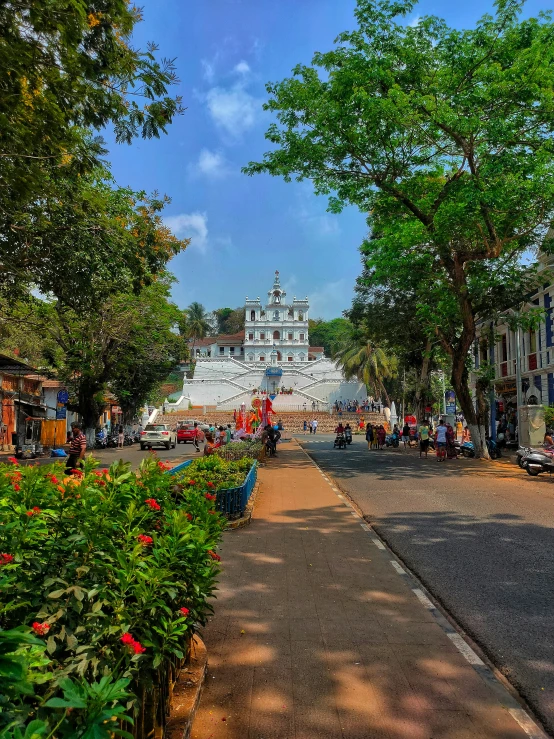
<box><xmin>372</xmin><ymin>539</ymin><xmax>386</xmax><ymax>550</ymax></box>
<box><xmin>390</xmin><ymin>560</ymin><xmax>406</xmax><ymax>574</ymax></box>
<box><xmin>508</xmin><ymin>708</ymin><xmax>547</xmax><ymax>738</ymax></box>
<box><xmin>350</xmin><ymin>511</ymin><xmax>359</xmax><ymax>518</ymax></box>
<box><xmin>412</xmin><ymin>588</ymin><xmax>435</xmax><ymax>610</ymax></box>
<box><xmin>447</xmin><ymin>633</ymin><xmax>484</xmax><ymax>665</ymax></box>
<box><xmin>361</xmin><ymin>523</ymin><xmax>371</xmax><ymax>531</ymax></box>
<box><xmin>337</xmin><ymin>494</ymin><xmax>344</xmax><ymax>499</ymax></box>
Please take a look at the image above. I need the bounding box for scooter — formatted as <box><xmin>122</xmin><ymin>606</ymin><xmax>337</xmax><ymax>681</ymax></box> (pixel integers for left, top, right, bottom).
<box><xmin>525</xmin><ymin>450</ymin><xmax>554</xmax><ymax>476</ymax></box>
<box><xmin>517</xmin><ymin>445</ymin><xmax>554</xmax><ymax>470</ymax></box>
<box><xmin>334</xmin><ymin>433</ymin><xmax>347</xmax><ymax>449</ymax></box>
<box><xmin>344</xmin><ymin>428</ymin><xmax>353</xmax><ymax>445</ymax></box>
<box><xmin>94</xmin><ymin>432</ymin><xmax>107</xmax><ymax>449</ymax></box>
<box><xmin>461</xmin><ymin>438</ymin><xmax>502</xmax><ymax>459</ymax></box>
<box><xmin>386</xmin><ymin>432</ymin><xmax>400</xmax><ymax>448</ymax></box>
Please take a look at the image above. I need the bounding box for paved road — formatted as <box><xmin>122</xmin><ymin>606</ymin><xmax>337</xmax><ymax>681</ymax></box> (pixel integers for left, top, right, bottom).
<box><xmin>1</xmin><ymin>440</ymin><xmax>201</xmax><ymax>471</ymax></box>
<box><xmin>298</xmin><ymin>433</ymin><xmax>554</xmax><ymax>737</ymax></box>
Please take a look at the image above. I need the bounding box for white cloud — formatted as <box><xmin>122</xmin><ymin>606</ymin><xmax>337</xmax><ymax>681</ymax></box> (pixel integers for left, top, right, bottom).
<box><xmin>205</xmin><ymin>85</ymin><xmax>259</xmax><ymax>138</ymax></box>
<box><xmin>408</xmin><ymin>15</ymin><xmax>421</xmax><ymax>27</ymax></box>
<box><xmin>164</xmin><ymin>212</ymin><xmax>209</xmax><ymax>253</ymax></box>
<box><xmin>309</xmin><ymin>278</ymin><xmax>351</xmax><ymax>320</ymax></box>
<box><xmin>233</xmin><ymin>60</ymin><xmax>250</xmax><ymax>76</ymax></box>
<box><xmin>201</xmin><ymin>58</ymin><xmax>216</xmax><ymax>83</ymax></box>
<box><xmin>190</xmin><ymin>149</ymin><xmax>229</xmax><ymax>179</ymax></box>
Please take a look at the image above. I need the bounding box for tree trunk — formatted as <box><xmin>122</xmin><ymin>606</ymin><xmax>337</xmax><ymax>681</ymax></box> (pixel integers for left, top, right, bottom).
<box><xmin>415</xmin><ymin>340</ymin><xmax>432</xmax><ymax>420</ymax></box>
<box><xmin>450</xmin><ymin>354</ymin><xmax>489</xmax><ymax>459</ymax></box>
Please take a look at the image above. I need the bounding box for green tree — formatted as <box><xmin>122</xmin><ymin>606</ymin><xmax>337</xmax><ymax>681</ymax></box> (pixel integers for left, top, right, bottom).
<box><xmin>5</xmin><ymin>157</ymin><xmax>188</xmax><ymax>307</ymax></box>
<box><xmin>308</xmin><ymin>317</ymin><xmax>353</xmax><ymax>356</ymax></box>
<box><xmin>334</xmin><ymin>325</ymin><xmax>397</xmax><ymax>406</ymax></box>
<box><xmin>245</xmin><ymin>0</ymin><xmax>554</xmax><ymax>455</ymax></box>
<box><xmin>185</xmin><ymin>302</ymin><xmax>213</xmax><ymax>357</ymax></box>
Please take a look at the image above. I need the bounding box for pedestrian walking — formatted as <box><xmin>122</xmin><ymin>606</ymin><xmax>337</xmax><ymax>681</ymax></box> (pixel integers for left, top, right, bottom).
<box><xmin>365</xmin><ymin>423</ymin><xmax>374</xmax><ymax>450</ymax></box>
<box><xmin>309</xmin><ymin>420</ymin><xmax>313</xmax><ymax>434</ymax></box>
<box><xmin>225</xmin><ymin>424</ymin><xmax>232</xmax><ymax>444</ymax></box>
<box><xmin>303</xmin><ymin>420</ymin><xmax>308</xmax><ymax>433</ymax></box>
<box><xmin>402</xmin><ymin>422</ymin><xmax>411</xmax><ymax>449</ymax></box>
<box><xmin>66</xmin><ymin>422</ymin><xmax>87</xmax><ymax>474</ymax></box>
<box><xmin>193</xmin><ymin>422</ymin><xmax>201</xmax><ymax>453</ymax></box>
<box><xmin>312</xmin><ymin>418</ymin><xmax>318</xmax><ymax>435</ymax></box>
<box><xmin>117</xmin><ymin>425</ymin><xmax>124</xmax><ymax>448</ymax></box>
<box><xmin>435</xmin><ymin>419</ymin><xmax>448</xmax><ymax>462</ymax></box>
<box><xmin>418</xmin><ymin>420</ymin><xmax>430</xmax><ymax>458</ymax></box>
<box><xmin>377</xmin><ymin>424</ymin><xmax>386</xmax><ymax>449</ymax></box>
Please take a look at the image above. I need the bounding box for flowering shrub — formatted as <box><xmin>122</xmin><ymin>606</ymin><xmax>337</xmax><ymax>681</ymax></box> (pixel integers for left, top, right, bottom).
<box><xmin>0</xmin><ymin>455</ymin><xmax>225</xmax><ymax>736</ymax></box>
<box><xmin>173</xmin><ymin>454</ymin><xmax>254</xmax><ymax>492</ymax></box>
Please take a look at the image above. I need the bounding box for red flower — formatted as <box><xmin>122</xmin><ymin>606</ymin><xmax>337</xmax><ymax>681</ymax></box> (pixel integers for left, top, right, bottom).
<box><xmin>72</xmin><ymin>469</ymin><xmax>84</xmax><ymax>478</ymax></box>
<box><xmin>157</xmin><ymin>461</ymin><xmax>171</xmax><ymax>471</ymax></box>
<box><xmin>144</xmin><ymin>498</ymin><xmax>161</xmax><ymax>511</ymax></box>
<box><xmin>50</xmin><ymin>476</ymin><xmax>59</xmax><ymax>484</ymax></box>
<box><xmin>208</xmin><ymin>550</ymin><xmax>221</xmax><ymax>562</ymax></box>
<box><xmin>207</xmin><ymin>482</ymin><xmax>214</xmax><ymax>488</ymax></box>
<box><xmin>137</xmin><ymin>534</ymin><xmax>153</xmax><ymax>546</ymax></box>
<box><xmin>179</xmin><ymin>607</ymin><xmax>190</xmax><ymax>616</ymax></box>
<box><xmin>13</xmin><ymin>484</ymin><xmax>20</xmax><ymax>491</ymax></box>
<box><xmin>188</xmin><ymin>479</ymin><xmax>196</xmax><ymax>485</ymax></box>
<box><xmin>0</xmin><ymin>553</ymin><xmax>14</xmax><ymax>565</ymax></box>
<box><xmin>26</xmin><ymin>506</ymin><xmax>41</xmax><ymax>517</ymax></box>
<box><xmin>186</xmin><ymin>513</ymin><xmax>193</xmax><ymax>522</ymax></box>
<box><xmin>92</xmin><ymin>470</ymin><xmax>102</xmax><ymax>477</ymax></box>
<box><xmin>205</xmin><ymin>493</ymin><xmax>216</xmax><ymax>501</ymax></box>
<box><xmin>7</xmin><ymin>456</ymin><xmax>18</xmax><ymax>465</ymax></box>
<box><xmin>101</xmin><ymin>468</ymin><xmax>109</xmax><ymax>476</ymax></box>
<box><xmin>209</xmin><ymin>511</ymin><xmax>217</xmax><ymax>515</ymax></box>
<box><xmin>10</xmin><ymin>471</ymin><xmax>22</xmax><ymax>481</ymax></box>
<box><xmin>96</xmin><ymin>479</ymin><xmax>106</xmax><ymax>487</ymax></box>
<box><xmin>121</xmin><ymin>632</ymin><xmax>146</xmax><ymax>654</ymax></box>
<box><xmin>32</xmin><ymin>622</ymin><xmax>50</xmax><ymax>636</ymax></box>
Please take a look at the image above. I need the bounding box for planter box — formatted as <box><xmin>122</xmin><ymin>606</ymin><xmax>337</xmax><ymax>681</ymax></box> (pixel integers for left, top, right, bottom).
<box><xmin>168</xmin><ymin>461</ymin><xmax>257</xmax><ymax>520</ymax></box>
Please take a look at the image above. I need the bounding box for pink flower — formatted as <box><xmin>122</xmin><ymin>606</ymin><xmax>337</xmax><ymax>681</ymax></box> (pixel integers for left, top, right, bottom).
<box><xmin>179</xmin><ymin>607</ymin><xmax>190</xmax><ymax>616</ymax></box>
<box><xmin>0</xmin><ymin>553</ymin><xmax>14</xmax><ymax>565</ymax></box>
<box><xmin>137</xmin><ymin>534</ymin><xmax>153</xmax><ymax>546</ymax></box>
<box><xmin>32</xmin><ymin>622</ymin><xmax>50</xmax><ymax>636</ymax></box>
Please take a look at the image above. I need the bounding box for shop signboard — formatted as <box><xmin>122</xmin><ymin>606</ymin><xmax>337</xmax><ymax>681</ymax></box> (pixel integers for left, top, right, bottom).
<box><xmin>57</xmin><ymin>389</ymin><xmax>69</xmax><ymax>404</ymax></box>
<box><xmin>445</xmin><ymin>390</ymin><xmax>456</xmax><ymax>415</ymax></box>
<box><xmin>55</xmin><ymin>405</ymin><xmax>66</xmax><ymax>420</ymax></box>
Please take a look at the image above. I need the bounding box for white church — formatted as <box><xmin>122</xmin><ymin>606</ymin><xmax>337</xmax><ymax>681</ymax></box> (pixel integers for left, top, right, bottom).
<box><xmin>166</xmin><ymin>272</ymin><xmax>366</xmax><ymax>411</ymax></box>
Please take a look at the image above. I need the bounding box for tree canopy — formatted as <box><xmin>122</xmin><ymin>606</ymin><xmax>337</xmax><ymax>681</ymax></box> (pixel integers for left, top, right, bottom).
<box><xmin>308</xmin><ymin>317</ymin><xmax>353</xmax><ymax>356</ymax></box>
<box><xmin>245</xmin><ymin>0</ymin><xmax>554</xmax><ymax>454</ymax></box>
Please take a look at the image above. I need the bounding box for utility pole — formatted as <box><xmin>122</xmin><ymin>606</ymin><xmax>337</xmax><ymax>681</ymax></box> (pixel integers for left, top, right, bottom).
<box><xmin>441</xmin><ymin>371</ymin><xmax>446</xmax><ymax>417</ymax></box>
<box><xmin>515</xmin><ymin>317</ymin><xmax>523</xmax><ymax>444</ymax></box>
<box><xmin>489</xmin><ymin>323</ymin><xmax>496</xmax><ymax>441</ymax></box>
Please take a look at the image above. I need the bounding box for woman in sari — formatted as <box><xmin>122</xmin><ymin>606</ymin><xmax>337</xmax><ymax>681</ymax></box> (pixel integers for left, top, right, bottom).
<box><xmin>446</xmin><ymin>424</ymin><xmax>458</xmax><ymax>459</ymax></box>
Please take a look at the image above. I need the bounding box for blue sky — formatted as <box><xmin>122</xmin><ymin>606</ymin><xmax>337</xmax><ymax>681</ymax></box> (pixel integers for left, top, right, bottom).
<box><xmin>105</xmin><ymin>0</ymin><xmax>547</xmax><ymax>320</ymax></box>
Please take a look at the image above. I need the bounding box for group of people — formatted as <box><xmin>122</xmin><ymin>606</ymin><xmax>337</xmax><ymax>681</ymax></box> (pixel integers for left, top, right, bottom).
<box><xmin>303</xmin><ymin>419</ymin><xmax>319</xmax><ymax>434</ymax></box>
<box><xmin>365</xmin><ymin>423</ymin><xmax>387</xmax><ymax>449</ymax></box>
<box><xmin>334</xmin><ymin>399</ymin><xmax>383</xmax><ymax>414</ymax></box>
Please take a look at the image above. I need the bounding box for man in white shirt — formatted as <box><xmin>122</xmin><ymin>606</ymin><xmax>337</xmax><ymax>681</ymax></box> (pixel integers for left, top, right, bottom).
<box><xmin>435</xmin><ymin>420</ymin><xmax>448</xmax><ymax>462</ymax></box>
<box><xmin>312</xmin><ymin>419</ymin><xmax>318</xmax><ymax>435</ymax></box>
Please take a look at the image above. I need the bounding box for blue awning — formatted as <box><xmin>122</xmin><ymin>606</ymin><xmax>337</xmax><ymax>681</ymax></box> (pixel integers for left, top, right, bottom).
<box><xmin>266</xmin><ymin>367</ymin><xmax>283</xmax><ymax>377</ymax></box>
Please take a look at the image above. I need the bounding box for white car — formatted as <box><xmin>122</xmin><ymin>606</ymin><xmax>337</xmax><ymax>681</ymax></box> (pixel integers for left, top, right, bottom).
<box><xmin>140</xmin><ymin>424</ymin><xmax>177</xmax><ymax>450</ymax></box>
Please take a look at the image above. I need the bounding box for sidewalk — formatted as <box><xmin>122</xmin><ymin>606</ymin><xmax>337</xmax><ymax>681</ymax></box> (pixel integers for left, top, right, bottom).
<box><xmin>191</xmin><ymin>441</ymin><xmax>539</xmax><ymax>739</ymax></box>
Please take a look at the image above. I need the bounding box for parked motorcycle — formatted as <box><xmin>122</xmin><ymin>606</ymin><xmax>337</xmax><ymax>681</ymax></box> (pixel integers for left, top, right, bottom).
<box><xmin>385</xmin><ymin>432</ymin><xmax>399</xmax><ymax>448</ymax></box>
<box><xmin>517</xmin><ymin>445</ymin><xmax>554</xmax><ymax>471</ymax></box>
<box><xmin>525</xmin><ymin>449</ymin><xmax>554</xmax><ymax>476</ymax></box>
<box><xmin>461</xmin><ymin>438</ymin><xmax>502</xmax><ymax>459</ymax></box>
<box><xmin>94</xmin><ymin>432</ymin><xmax>107</xmax><ymax>449</ymax></box>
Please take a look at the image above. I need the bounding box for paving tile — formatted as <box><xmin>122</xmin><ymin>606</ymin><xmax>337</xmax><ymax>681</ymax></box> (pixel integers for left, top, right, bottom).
<box><xmin>191</xmin><ymin>442</ymin><xmax>529</xmax><ymax>739</ymax></box>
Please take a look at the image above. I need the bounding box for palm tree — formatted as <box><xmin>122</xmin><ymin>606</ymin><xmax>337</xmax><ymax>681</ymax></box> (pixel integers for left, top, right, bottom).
<box><xmin>333</xmin><ymin>326</ymin><xmax>397</xmax><ymax>407</ymax></box>
<box><xmin>184</xmin><ymin>302</ymin><xmax>212</xmax><ymax>358</ymax></box>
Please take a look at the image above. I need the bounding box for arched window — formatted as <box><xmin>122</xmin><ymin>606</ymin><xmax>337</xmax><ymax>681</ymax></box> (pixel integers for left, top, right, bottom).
<box><xmin>250</xmin><ymin>310</ymin><xmax>256</xmax><ymax>321</ymax></box>
<box><xmin>273</xmin><ymin>330</ymin><xmax>280</xmax><ymax>340</ymax></box>
<box><xmin>299</xmin><ymin>353</ymin><xmax>305</xmax><ymax>361</ymax></box>
<box><xmin>298</xmin><ymin>312</ymin><xmax>303</xmax><ymax>321</ymax></box>
<box><xmin>273</xmin><ymin>310</ymin><xmax>280</xmax><ymax>320</ymax></box>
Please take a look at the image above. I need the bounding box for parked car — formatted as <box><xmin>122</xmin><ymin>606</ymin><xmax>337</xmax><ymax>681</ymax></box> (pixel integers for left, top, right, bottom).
<box><xmin>177</xmin><ymin>424</ymin><xmax>205</xmax><ymax>444</ymax></box>
<box><xmin>140</xmin><ymin>424</ymin><xmax>177</xmax><ymax>450</ymax></box>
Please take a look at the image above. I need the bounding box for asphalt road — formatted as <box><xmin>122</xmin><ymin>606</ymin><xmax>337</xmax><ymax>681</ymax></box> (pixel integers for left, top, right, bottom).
<box><xmin>298</xmin><ymin>433</ymin><xmax>554</xmax><ymax>737</ymax></box>
<box><xmin>1</xmin><ymin>440</ymin><xmax>202</xmax><ymax>471</ymax></box>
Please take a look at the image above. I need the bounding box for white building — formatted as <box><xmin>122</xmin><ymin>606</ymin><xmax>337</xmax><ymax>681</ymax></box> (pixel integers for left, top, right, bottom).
<box><xmin>168</xmin><ymin>272</ymin><xmax>365</xmax><ymax>411</ymax></box>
